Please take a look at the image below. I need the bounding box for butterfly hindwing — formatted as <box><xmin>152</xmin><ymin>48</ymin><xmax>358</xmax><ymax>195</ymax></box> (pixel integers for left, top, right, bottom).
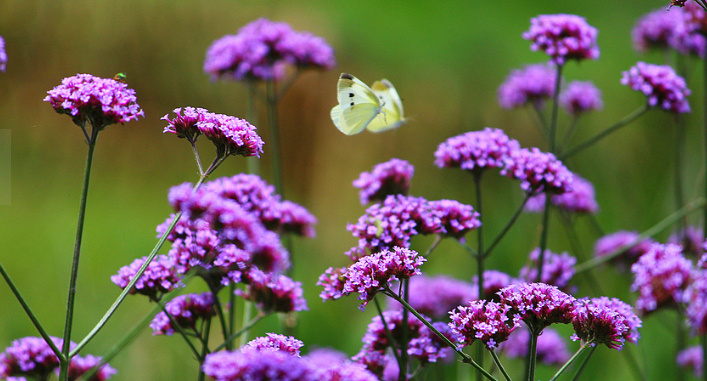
<box><xmin>366</xmin><ymin>79</ymin><xmax>406</xmax><ymax>133</ymax></box>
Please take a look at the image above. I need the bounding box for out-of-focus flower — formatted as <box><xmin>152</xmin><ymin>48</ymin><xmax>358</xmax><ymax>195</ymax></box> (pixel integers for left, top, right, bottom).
<box><xmin>305</xmin><ymin>348</ymin><xmax>378</xmax><ymax>381</ymax></box>
<box><xmin>0</xmin><ymin>37</ymin><xmax>6</xmax><ymax>72</ymax></box>
<box><xmin>559</xmin><ymin>81</ymin><xmax>603</xmax><ymax>115</ymax></box>
<box><xmin>236</xmin><ymin>270</ymin><xmax>307</xmax><ymax>313</ymax></box>
<box><xmin>434</xmin><ymin>128</ymin><xmax>521</xmax><ymax>172</ymax></box>
<box><xmin>498</xmin><ymin>64</ymin><xmax>558</xmax><ymax>109</ymax></box>
<box><xmin>65</xmin><ymin>354</ymin><xmax>117</xmax><ymax>381</ymax></box>
<box><xmin>621</xmin><ymin>62</ymin><xmax>691</xmax><ymax>114</ymax></box>
<box><xmin>44</xmin><ymin>73</ymin><xmax>144</xmax><ymax>129</ymax></box>
<box><xmin>677</xmin><ymin>345</ymin><xmax>703</xmax><ymax>378</ymax></box>
<box><xmin>498</xmin><ymin>326</ymin><xmax>571</xmax><ymax>366</ymax></box>
<box><xmin>630</xmin><ymin>243</ymin><xmax>693</xmax><ymax>314</ymax></box>
<box><xmin>633</xmin><ymin>8</ymin><xmax>685</xmax><ymax>52</ymax></box>
<box><xmin>353</xmin><ymin>159</ymin><xmax>414</xmax><ymax>205</ymax></box>
<box><xmin>594</xmin><ymin>231</ymin><xmax>656</xmax><ymax>270</ymax></box>
<box><xmin>501</xmin><ymin>148</ymin><xmax>574</xmax><ymax>194</ymax></box>
<box><xmin>0</xmin><ymin>337</ymin><xmax>73</xmax><ymax>381</ymax></box>
<box><xmin>150</xmin><ymin>292</ymin><xmax>215</xmax><ymax>336</ymax></box>
<box><xmin>668</xmin><ymin>225</ymin><xmax>704</xmax><ymax>257</ymax></box>
<box><xmin>471</xmin><ymin>270</ymin><xmax>518</xmax><ymax>301</ymax></box>
<box><xmin>682</xmin><ymin>270</ymin><xmax>707</xmax><ymax>335</ymax></box>
<box><xmin>243</xmin><ymin>334</ymin><xmax>304</xmax><ymax>357</ymax></box>
<box><xmin>202</xmin><ymin>349</ymin><xmax>316</xmax><ymax>381</ymax></box>
<box><xmin>522</xmin><ymin>14</ymin><xmax>600</xmax><ymax>65</ymax></box>
<box><xmin>449</xmin><ymin>300</ymin><xmax>521</xmax><ymax>350</ymax></box>
<box><xmin>387</xmin><ymin>274</ymin><xmax>477</xmax><ymax>319</ymax></box>
<box><xmin>518</xmin><ymin>248</ymin><xmax>576</xmax><ymax>291</ymax></box>
<box><xmin>525</xmin><ymin>173</ymin><xmax>598</xmax><ymax>214</ymax></box>
<box><xmin>111</xmin><ymin>254</ymin><xmax>182</xmax><ymax>301</ymax></box>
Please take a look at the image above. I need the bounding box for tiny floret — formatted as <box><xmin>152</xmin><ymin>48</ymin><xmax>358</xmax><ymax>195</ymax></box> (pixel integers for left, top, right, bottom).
<box><xmin>621</xmin><ymin>62</ymin><xmax>691</xmax><ymax>114</ymax></box>
<box><xmin>498</xmin><ymin>282</ymin><xmax>577</xmax><ymax>332</ymax></box>
<box><xmin>523</xmin><ymin>14</ymin><xmax>600</xmax><ymax>65</ymax></box>
<box><xmin>518</xmin><ymin>248</ymin><xmax>576</xmax><ymax>291</ymax></box>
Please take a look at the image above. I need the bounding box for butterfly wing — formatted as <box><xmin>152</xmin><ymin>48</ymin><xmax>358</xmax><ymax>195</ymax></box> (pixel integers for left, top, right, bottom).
<box><xmin>366</xmin><ymin>79</ymin><xmax>406</xmax><ymax>133</ymax></box>
<box><xmin>331</xmin><ymin>73</ymin><xmax>383</xmax><ymax>135</ymax></box>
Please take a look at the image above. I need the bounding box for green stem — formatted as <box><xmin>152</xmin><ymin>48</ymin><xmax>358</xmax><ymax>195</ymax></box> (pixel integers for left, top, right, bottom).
<box><xmin>549</xmin><ymin>64</ymin><xmax>563</xmax><ymax>153</ymax></box>
<box><xmin>676</xmin><ymin>312</ymin><xmax>687</xmax><ymax>381</ymax></box>
<box><xmin>474</xmin><ymin>172</ymin><xmax>485</xmax><ymax>381</ymax></box>
<box><xmin>399</xmin><ymin>279</ymin><xmax>409</xmax><ymax>381</ymax></box>
<box><xmin>229</xmin><ymin>284</ymin><xmax>236</xmax><ymax>345</ymax></box>
<box><xmin>548</xmin><ymin>344</ymin><xmax>592</xmax><ymax>381</ymax></box>
<box><xmin>239</xmin><ymin>301</ymin><xmax>253</xmax><ymax>347</ymax></box>
<box><xmin>373</xmin><ymin>297</ymin><xmax>401</xmax><ymax>365</ymax></box>
<box><xmin>527</xmin><ymin>103</ymin><xmax>548</xmax><ymax>137</ymax></box>
<box><xmin>675</xmin><ymin>115</ymin><xmax>686</xmax><ymax>233</ymax></box>
<box><xmin>526</xmin><ymin>330</ymin><xmax>538</xmax><ymax>381</ymax></box>
<box><xmin>702</xmin><ymin>335</ymin><xmax>707</xmax><ymax>381</ymax></box>
<box><xmin>560</xmin><ymin>105</ymin><xmax>649</xmax><ymax>160</ymax></box>
<box><xmin>213</xmin><ymin>313</ymin><xmax>268</xmax><ymax>352</ymax></box>
<box><xmin>535</xmin><ymin>194</ymin><xmax>552</xmax><ymax>283</ymax></box>
<box><xmin>560</xmin><ymin>115</ymin><xmax>580</xmax><ymax>150</ymax></box>
<box><xmin>703</xmin><ymin>54</ymin><xmax>707</xmax><ymax>289</ymax></box>
<box><xmin>204</xmin><ymin>280</ymin><xmax>231</xmax><ymax>348</ymax></box>
<box><xmin>575</xmin><ymin>198</ymin><xmax>705</xmax><ymax>274</ymax></box>
<box><xmin>385</xmin><ymin>290</ymin><xmax>497</xmax><ymax>381</ymax></box>
<box><xmin>423</xmin><ymin>235</ymin><xmax>443</xmax><ymax>257</ymax></box>
<box><xmin>59</xmin><ymin>129</ymin><xmax>100</xmax><ymax>381</ymax></box>
<box><xmin>265</xmin><ymin>79</ymin><xmax>284</xmax><ymax>197</ymax></box>
<box><xmin>569</xmin><ymin>345</ymin><xmax>597</xmax><ymax>381</ymax></box>
<box><xmin>160</xmin><ymin>303</ymin><xmax>201</xmax><ymax>359</ymax></box>
<box><xmin>558</xmin><ymin>211</ymin><xmax>604</xmax><ymax>296</ymax></box>
<box><xmin>197</xmin><ymin>318</ymin><xmax>212</xmax><ymax>381</ymax></box>
<box><xmin>191</xmin><ymin>142</ymin><xmax>204</xmax><ymax>176</ymax></box>
<box><xmin>489</xmin><ymin>350</ymin><xmax>512</xmax><ymax>381</ymax></box>
<box><xmin>484</xmin><ymin>193</ymin><xmax>532</xmax><ymax>258</ymax></box>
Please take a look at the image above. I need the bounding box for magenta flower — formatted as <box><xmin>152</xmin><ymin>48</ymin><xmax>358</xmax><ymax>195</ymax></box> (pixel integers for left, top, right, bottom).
<box><xmin>621</xmin><ymin>62</ymin><xmax>691</xmax><ymax>114</ymax></box>
<box><xmin>668</xmin><ymin>225</ymin><xmax>704</xmax><ymax>257</ymax></box>
<box><xmin>65</xmin><ymin>354</ymin><xmax>117</xmax><ymax>381</ymax></box>
<box><xmin>472</xmin><ymin>270</ymin><xmax>518</xmax><ymax>301</ymax></box>
<box><xmin>633</xmin><ymin>8</ymin><xmax>686</xmax><ymax>52</ymax></box>
<box><xmin>559</xmin><ymin>81</ymin><xmax>603</xmax><ymax>115</ymax></box>
<box><xmin>498</xmin><ymin>326</ymin><xmax>571</xmax><ymax>366</ymax></box>
<box><xmin>150</xmin><ymin>292</ymin><xmax>216</xmax><ymax>336</ymax></box>
<box><xmin>498</xmin><ymin>283</ymin><xmax>577</xmax><ymax>332</ymax></box>
<box><xmin>497</xmin><ymin>64</ymin><xmax>557</xmax><ymax>109</ymax></box>
<box><xmin>0</xmin><ymin>337</ymin><xmax>72</xmax><ymax>381</ymax></box>
<box><xmin>518</xmin><ymin>248</ymin><xmax>576</xmax><ymax>291</ymax></box>
<box><xmin>448</xmin><ymin>300</ymin><xmax>521</xmax><ymax>350</ymax></box>
<box><xmin>317</xmin><ymin>266</ymin><xmax>348</xmax><ymax>301</ymax></box>
<box><xmin>682</xmin><ymin>271</ymin><xmax>707</xmax><ymax>335</ymax></box>
<box><xmin>427</xmin><ymin>199</ymin><xmax>481</xmax><ymax>241</ymax></box>
<box><xmin>243</xmin><ymin>333</ymin><xmax>304</xmax><ymax>357</ymax></box>
<box><xmin>236</xmin><ymin>270</ymin><xmax>307</xmax><ymax>313</ymax></box>
<box><xmin>353</xmin><ymin>159</ymin><xmax>414</xmax><ymax>205</ymax></box>
<box><xmin>594</xmin><ymin>230</ymin><xmax>656</xmax><ymax>270</ymax></box>
<box><xmin>162</xmin><ymin>107</ymin><xmax>208</xmax><ymax>144</ymax></box>
<box><xmin>501</xmin><ymin>147</ymin><xmax>573</xmax><ymax>194</ymax></box>
<box><xmin>387</xmin><ymin>274</ymin><xmax>477</xmax><ymax>319</ymax></box>
<box><xmin>305</xmin><ymin>349</ymin><xmax>378</xmax><ymax>381</ymax></box>
<box><xmin>202</xmin><ymin>349</ymin><xmax>315</xmax><ymax>381</ymax></box>
<box><xmin>699</xmin><ymin>249</ymin><xmax>707</xmax><ymax>269</ymax></box>
<box><xmin>525</xmin><ymin>173</ymin><xmax>598</xmax><ymax>214</ymax></box>
<box><xmin>344</xmin><ymin>247</ymin><xmax>426</xmax><ymax>310</ymax></box>
<box><xmin>111</xmin><ymin>254</ymin><xmax>183</xmax><ymax>301</ymax></box>
<box><xmin>571</xmin><ymin>297</ymin><xmax>642</xmax><ymax>351</ymax></box>
<box><xmin>677</xmin><ymin>346</ymin><xmax>703</xmax><ymax>378</ymax></box>
<box><xmin>200</xmin><ymin>112</ymin><xmax>264</xmax><ymax>158</ymax></box>
<box><xmin>44</xmin><ymin>73</ymin><xmax>144</xmax><ymax>129</ymax></box>
<box><xmin>523</xmin><ymin>14</ymin><xmax>600</xmax><ymax>65</ymax></box>
<box><xmin>0</xmin><ymin>37</ymin><xmax>6</xmax><ymax>72</ymax></box>
<box><xmin>434</xmin><ymin>128</ymin><xmax>521</xmax><ymax>172</ymax></box>
<box><xmin>630</xmin><ymin>243</ymin><xmax>693</xmax><ymax>314</ymax></box>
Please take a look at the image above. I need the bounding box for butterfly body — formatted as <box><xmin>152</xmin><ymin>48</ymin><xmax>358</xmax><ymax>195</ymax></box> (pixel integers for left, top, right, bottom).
<box><xmin>331</xmin><ymin>73</ymin><xmax>405</xmax><ymax>135</ymax></box>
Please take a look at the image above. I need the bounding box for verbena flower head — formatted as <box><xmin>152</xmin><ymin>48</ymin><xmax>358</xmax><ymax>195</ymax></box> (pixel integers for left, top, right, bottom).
<box><xmin>204</xmin><ymin>18</ymin><xmax>335</xmax><ymax>82</ymax></box>
<box><xmin>111</xmin><ymin>254</ymin><xmax>182</xmax><ymax>301</ymax></box>
<box><xmin>677</xmin><ymin>346</ymin><xmax>704</xmax><ymax>378</ymax></box>
<box><xmin>197</xmin><ymin>112</ymin><xmax>264</xmax><ymax>158</ymax></box>
<box><xmin>162</xmin><ymin>107</ymin><xmax>208</xmax><ymax>144</ymax></box>
<box><xmin>472</xmin><ymin>270</ymin><xmax>518</xmax><ymax>301</ymax></box>
<box><xmin>633</xmin><ymin>8</ymin><xmax>685</xmax><ymax>52</ymax></box>
<box><xmin>525</xmin><ymin>173</ymin><xmax>598</xmax><ymax>214</ymax></box>
<box><xmin>65</xmin><ymin>354</ymin><xmax>117</xmax><ymax>381</ymax></box>
<box><xmin>0</xmin><ymin>337</ymin><xmax>72</xmax><ymax>381</ymax></box>
<box><xmin>518</xmin><ymin>248</ymin><xmax>576</xmax><ymax>291</ymax></box>
<box><xmin>523</xmin><ymin>14</ymin><xmax>600</xmax><ymax>65</ymax></box>
<box><xmin>448</xmin><ymin>300</ymin><xmax>521</xmax><ymax>350</ymax></box>
<box><xmin>501</xmin><ymin>147</ymin><xmax>573</xmax><ymax>194</ymax></box>
<box><xmin>237</xmin><ymin>270</ymin><xmax>308</xmax><ymax>313</ymax></box>
<box><xmin>202</xmin><ymin>349</ymin><xmax>316</xmax><ymax>381</ymax></box>
<box><xmin>317</xmin><ymin>266</ymin><xmax>348</xmax><ymax>301</ymax></box>
<box><xmin>150</xmin><ymin>292</ymin><xmax>215</xmax><ymax>336</ymax></box>
<box><xmin>498</xmin><ymin>326</ymin><xmax>571</xmax><ymax>366</ymax></box>
<box><xmin>594</xmin><ymin>231</ymin><xmax>656</xmax><ymax>270</ymax></box>
<box><xmin>44</xmin><ymin>73</ymin><xmax>144</xmax><ymax>129</ymax></box>
<box><xmin>353</xmin><ymin>159</ymin><xmax>414</xmax><ymax>205</ymax></box>
<box><xmin>434</xmin><ymin>128</ymin><xmax>521</xmax><ymax>173</ymax></box>
<box><xmin>305</xmin><ymin>349</ymin><xmax>378</xmax><ymax>381</ymax></box>
<box><xmin>0</xmin><ymin>37</ymin><xmax>6</xmax><ymax>72</ymax></box>
<box><xmin>344</xmin><ymin>247</ymin><xmax>426</xmax><ymax>310</ymax></box>
<box><xmin>559</xmin><ymin>81</ymin><xmax>603</xmax><ymax>115</ymax></box>
<box><xmin>668</xmin><ymin>225</ymin><xmax>704</xmax><ymax>257</ymax></box>
<box><xmin>681</xmin><ymin>271</ymin><xmax>707</xmax><ymax>335</ymax></box>
<box><xmin>498</xmin><ymin>64</ymin><xmax>557</xmax><ymax>109</ymax></box>
<box><xmin>630</xmin><ymin>243</ymin><xmax>693</xmax><ymax>314</ymax></box>
<box><xmin>388</xmin><ymin>274</ymin><xmax>477</xmax><ymax>319</ymax></box>
<box><xmin>243</xmin><ymin>333</ymin><xmax>304</xmax><ymax>357</ymax></box>
<box><xmin>621</xmin><ymin>62</ymin><xmax>691</xmax><ymax>114</ymax></box>
<box><xmin>683</xmin><ymin>1</ymin><xmax>707</xmax><ymax>35</ymax></box>
<box><xmin>571</xmin><ymin>297</ymin><xmax>642</xmax><ymax>351</ymax></box>
<box><xmin>498</xmin><ymin>282</ymin><xmax>577</xmax><ymax>333</ymax></box>
<box><xmin>427</xmin><ymin>200</ymin><xmax>481</xmax><ymax>241</ymax></box>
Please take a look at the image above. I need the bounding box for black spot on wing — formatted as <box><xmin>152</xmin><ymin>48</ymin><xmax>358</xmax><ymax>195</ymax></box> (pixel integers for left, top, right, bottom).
<box><xmin>349</xmin><ymin>93</ymin><xmax>354</xmax><ymax>98</ymax></box>
<box><xmin>341</xmin><ymin>73</ymin><xmax>354</xmax><ymax>80</ymax></box>
<box><xmin>350</xmin><ymin>102</ymin><xmax>355</xmax><ymax>106</ymax></box>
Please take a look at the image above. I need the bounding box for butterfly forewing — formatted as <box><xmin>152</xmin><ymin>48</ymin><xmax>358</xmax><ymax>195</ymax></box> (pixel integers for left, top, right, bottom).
<box><xmin>337</xmin><ymin>73</ymin><xmax>381</xmax><ymax>111</ymax></box>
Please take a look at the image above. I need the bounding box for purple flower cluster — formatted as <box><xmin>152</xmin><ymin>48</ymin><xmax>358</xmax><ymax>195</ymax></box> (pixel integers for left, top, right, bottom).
<box><xmin>700</xmin><ymin>250</ymin><xmax>707</xmax><ymax>269</ymax></box>
<box><xmin>236</xmin><ymin>270</ymin><xmax>308</xmax><ymax>313</ymax></box>
<box><xmin>66</xmin><ymin>354</ymin><xmax>117</xmax><ymax>381</ymax></box>
<box><xmin>522</xmin><ymin>14</ymin><xmax>600</xmax><ymax>65</ymax></box>
<box><xmin>243</xmin><ymin>333</ymin><xmax>304</xmax><ymax>357</ymax></box>
<box><xmin>501</xmin><ymin>147</ymin><xmax>574</xmax><ymax>194</ymax></box>
<box><xmin>621</xmin><ymin>62</ymin><xmax>691</xmax><ymax>114</ymax></box>
<box><xmin>518</xmin><ymin>248</ymin><xmax>576</xmax><ymax>291</ymax></box>
<box><xmin>345</xmin><ymin>195</ymin><xmax>480</xmax><ymax>260</ymax></box>
<box><xmin>498</xmin><ymin>326</ymin><xmax>571</xmax><ymax>366</ymax></box>
<box><xmin>111</xmin><ymin>254</ymin><xmax>183</xmax><ymax>301</ymax></box>
<box><xmin>668</xmin><ymin>225</ymin><xmax>704</xmax><ymax>257</ymax></box>
<box><xmin>630</xmin><ymin>243</ymin><xmax>693</xmax><ymax>314</ymax></box>
<box><xmin>632</xmin><ymin>7</ymin><xmax>705</xmax><ymax>56</ymax></box>
<box><xmin>471</xmin><ymin>270</ymin><xmax>518</xmax><ymax>301</ymax></box>
<box><xmin>677</xmin><ymin>346</ymin><xmax>704</xmax><ymax>378</ymax></box>
<box><xmin>388</xmin><ymin>274</ymin><xmax>477</xmax><ymax>319</ymax></box>
<box><xmin>0</xmin><ymin>37</ymin><xmax>6</xmax><ymax>72</ymax></box>
<box><xmin>343</xmin><ymin>247</ymin><xmax>426</xmax><ymax>310</ymax></box>
<box><xmin>571</xmin><ymin>297</ymin><xmax>642</xmax><ymax>351</ymax></box>
<box><xmin>203</xmin><ymin>349</ymin><xmax>315</xmax><ymax>381</ymax></box>
<box><xmin>497</xmin><ymin>64</ymin><xmax>557</xmax><ymax>109</ymax></box>
<box><xmin>434</xmin><ymin>128</ymin><xmax>521</xmax><ymax>173</ymax></box>
<box><xmin>497</xmin><ymin>283</ymin><xmax>577</xmax><ymax>332</ymax></box>
<box><xmin>448</xmin><ymin>300</ymin><xmax>521</xmax><ymax>350</ymax></box>
<box><xmin>525</xmin><ymin>173</ymin><xmax>598</xmax><ymax>214</ymax></box>
<box><xmin>594</xmin><ymin>231</ymin><xmax>656</xmax><ymax>270</ymax></box>
<box><xmin>681</xmin><ymin>271</ymin><xmax>707</xmax><ymax>335</ymax></box>
<box><xmin>204</xmin><ymin>18</ymin><xmax>335</xmax><ymax>82</ymax></box>
<box><xmin>353</xmin><ymin>159</ymin><xmax>414</xmax><ymax>205</ymax></box>
<box><xmin>163</xmin><ymin>108</ymin><xmax>264</xmax><ymax>158</ymax></box>
<box><xmin>305</xmin><ymin>349</ymin><xmax>378</xmax><ymax>381</ymax></box>
<box><xmin>150</xmin><ymin>292</ymin><xmax>215</xmax><ymax>335</ymax></box>
<box><xmin>44</xmin><ymin>73</ymin><xmax>144</xmax><ymax>128</ymax></box>
<box><xmin>316</xmin><ymin>267</ymin><xmax>347</xmax><ymax>301</ymax></box>
<box><xmin>559</xmin><ymin>81</ymin><xmax>603</xmax><ymax>115</ymax></box>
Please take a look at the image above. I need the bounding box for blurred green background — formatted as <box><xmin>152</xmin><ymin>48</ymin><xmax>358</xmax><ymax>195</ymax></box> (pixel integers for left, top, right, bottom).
<box><xmin>0</xmin><ymin>0</ymin><xmax>703</xmax><ymax>380</ymax></box>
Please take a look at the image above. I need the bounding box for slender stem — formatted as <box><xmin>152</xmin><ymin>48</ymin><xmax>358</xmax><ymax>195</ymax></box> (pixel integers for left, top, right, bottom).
<box><xmin>569</xmin><ymin>345</ymin><xmax>597</xmax><ymax>381</ymax></box>
<box><xmin>489</xmin><ymin>350</ymin><xmax>512</xmax><ymax>381</ymax></box>
<box><xmin>59</xmin><ymin>129</ymin><xmax>100</xmax><ymax>381</ymax></box>
<box><xmin>197</xmin><ymin>318</ymin><xmax>212</xmax><ymax>381</ymax></box>
<box><xmin>213</xmin><ymin>313</ymin><xmax>268</xmax><ymax>352</ymax></box>
<box><xmin>676</xmin><ymin>312</ymin><xmax>687</xmax><ymax>381</ymax></box>
<box><xmin>474</xmin><ymin>172</ymin><xmax>485</xmax><ymax>381</ymax></box>
<box><xmin>558</xmin><ymin>211</ymin><xmax>604</xmax><ymax>296</ymax></box>
<box><xmin>424</xmin><ymin>235</ymin><xmax>443</xmax><ymax>257</ymax></box>
<box><xmin>535</xmin><ymin>194</ymin><xmax>552</xmax><ymax>283</ymax></box>
<box><xmin>575</xmin><ymin>198</ymin><xmax>705</xmax><ymax>274</ymax></box>
<box><xmin>75</xmin><ymin>303</ymin><xmax>163</xmax><ymax>381</ymax></box>
<box><xmin>484</xmin><ymin>193</ymin><xmax>532</xmax><ymax>258</ymax></box>
<box><xmin>399</xmin><ymin>279</ymin><xmax>409</xmax><ymax>381</ymax></box>
<box><xmin>548</xmin><ymin>344</ymin><xmax>592</xmax><ymax>381</ymax></box>
<box><xmin>527</xmin><ymin>103</ymin><xmax>548</xmax><ymax>137</ymax></box>
<box><xmin>229</xmin><ymin>284</ymin><xmax>236</xmax><ymax>344</ymax></box>
<box><xmin>246</xmin><ymin>81</ymin><xmax>261</xmax><ymax>176</ymax></box>
<box><xmin>526</xmin><ymin>330</ymin><xmax>539</xmax><ymax>381</ymax></box>
<box><xmin>204</xmin><ymin>280</ymin><xmax>230</xmax><ymax>348</ymax></box>
<box><xmin>191</xmin><ymin>142</ymin><xmax>204</xmax><ymax>176</ymax></box>
<box><xmin>160</xmin><ymin>304</ymin><xmax>201</xmax><ymax>359</ymax></box>
<box><xmin>560</xmin><ymin>115</ymin><xmax>580</xmax><ymax>150</ymax></box>
<box><xmin>373</xmin><ymin>297</ymin><xmax>401</xmax><ymax>364</ymax></box>
<box><xmin>703</xmin><ymin>54</ymin><xmax>707</xmax><ymax>291</ymax></box>
<box><xmin>274</xmin><ymin>69</ymin><xmax>300</xmax><ymax>102</ymax></box>
<box><xmin>622</xmin><ymin>345</ymin><xmax>647</xmax><ymax>381</ymax></box>
<box><xmin>239</xmin><ymin>301</ymin><xmax>253</xmax><ymax>347</ymax></box>
<box><xmin>549</xmin><ymin>64</ymin><xmax>563</xmax><ymax>153</ymax></box>
<box><xmin>265</xmin><ymin>79</ymin><xmax>284</xmax><ymax>197</ymax></box>
<box><xmin>0</xmin><ymin>262</ymin><xmax>63</xmax><ymax>359</ymax></box>
<box><xmin>385</xmin><ymin>290</ymin><xmax>497</xmax><ymax>381</ymax></box>
<box><xmin>560</xmin><ymin>105</ymin><xmax>649</xmax><ymax>160</ymax></box>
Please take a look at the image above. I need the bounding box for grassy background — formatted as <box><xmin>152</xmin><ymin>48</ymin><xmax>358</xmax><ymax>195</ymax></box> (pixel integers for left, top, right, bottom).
<box><xmin>0</xmin><ymin>0</ymin><xmax>702</xmax><ymax>380</ymax></box>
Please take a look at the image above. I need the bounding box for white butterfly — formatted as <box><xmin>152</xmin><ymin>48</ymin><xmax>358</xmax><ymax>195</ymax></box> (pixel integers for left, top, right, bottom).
<box><xmin>330</xmin><ymin>73</ymin><xmax>406</xmax><ymax>135</ymax></box>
